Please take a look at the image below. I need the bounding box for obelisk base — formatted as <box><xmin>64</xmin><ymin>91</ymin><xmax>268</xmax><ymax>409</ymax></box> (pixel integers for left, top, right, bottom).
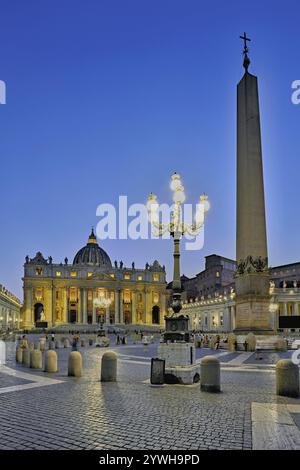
<box><xmin>234</xmin><ymin>272</ymin><xmax>274</xmax><ymax>335</ymax></box>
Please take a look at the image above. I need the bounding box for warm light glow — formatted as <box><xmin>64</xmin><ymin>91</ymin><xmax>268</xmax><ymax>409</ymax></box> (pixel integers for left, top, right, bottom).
<box><xmin>200</xmin><ymin>193</ymin><xmax>210</xmax><ymax>212</ymax></box>
<box><xmin>70</xmin><ymin>272</ymin><xmax>77</xmax><ymax>277</ymax></box>
<box><xmin>146</xmin><ymin>193</ymin><xmax>159</xmax><ymax>212</ymax></box>
<box><xmin>173</xmin><ymin>185</ymin><xmax>185</xmax><ymax>204</ymax></box>
<box><xmin>170</xmin><ymin>172</ymin><xmax>181</xmax><ymax>191</ymax></box>
<box><xmin>87</xmin><ymin>272</ymin><xmax>93</xmax><ymax>277</ymax></box>
<box><xmin>138</xmin><ymin>275</ymin><xmax>143</xmax><ymax>281</ymax></box>
<box><xmin>56</xmin><ymin>271</ymin><xmax>61</xmax><ymax>277</ymax></box>
<box><xmin>124</xmin><ymin>274</ymin><xmax>131</xmax><ymax>280</ymax></box>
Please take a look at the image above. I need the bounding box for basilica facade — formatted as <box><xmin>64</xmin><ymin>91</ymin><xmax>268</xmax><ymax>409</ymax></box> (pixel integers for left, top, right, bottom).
<box><xmin>22</xmin><ymin>229</ymin><xmax>167</xmax><ymax>329</ymax></box>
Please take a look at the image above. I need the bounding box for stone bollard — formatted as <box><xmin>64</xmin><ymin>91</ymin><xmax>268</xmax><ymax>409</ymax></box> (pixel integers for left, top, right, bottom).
<box><xmin>45</xmin><ymin>350</ymin><xmax>58</xmax><ymax>373</ymax></box>
<box><xmin>30</xmin><ymin>350</ymin><xmax>42</xmax><ymax>369</ymax></box>
<box><xmin>68</xmin><ymin>351</ymin><xmax>82</xmax><ymax>377</ymax></box>
<box><xmin>64</xmin><ymin>338</ymin><xmax>70</xmax><ymax>348</ymax></box>
<box><xmin>49</xmin><ymin>341</ymin><xmax>55</xmax><ymax>350</ymax></box>
<box><xmin>200</xmin><ymin>356</ymin><xmax>221</xmax><ymax>393</ymax></box>
<box><xmin>101</xmin><ymin>351</ymin><xmax>117</xmax><ymax>382</ymax></box>
<box><xmin>22</xmin><ymin>349</ymin><xmax>31</xmax><ymax>367</ymax></box>
<box><xmin>39</xmin><ymin>339</ymin><xmax>46</xmax><ymax>352</ymax></box>
<box><xmin>276</xmin><ymin>359</ymin><xmax>299</xmax><ymax>398</ymax></box>
<box><xmin>16</xmin><ymin>347</ymin><xmax>23</xmax><ymax>363</ymax></box>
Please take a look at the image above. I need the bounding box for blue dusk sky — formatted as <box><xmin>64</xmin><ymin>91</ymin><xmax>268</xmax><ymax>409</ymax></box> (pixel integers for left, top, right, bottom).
<box><xmin>0</xmin><ymin>0</ymin><xmax>299</xmax><ymax>298</ymax></box>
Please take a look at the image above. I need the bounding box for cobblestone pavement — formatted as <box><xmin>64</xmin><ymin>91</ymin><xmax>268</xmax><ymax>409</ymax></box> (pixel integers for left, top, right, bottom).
<box><xmin>0</xmin><ymin>338</ymin><xmax>299</xmax><ymax>450</ymax></box>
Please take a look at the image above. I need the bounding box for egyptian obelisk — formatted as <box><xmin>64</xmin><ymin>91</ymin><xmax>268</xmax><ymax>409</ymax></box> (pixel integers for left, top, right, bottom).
<box><xmin>234</xmin><ymin>34</ymin><xmax>273</xmax><ymax>334</ymax></box>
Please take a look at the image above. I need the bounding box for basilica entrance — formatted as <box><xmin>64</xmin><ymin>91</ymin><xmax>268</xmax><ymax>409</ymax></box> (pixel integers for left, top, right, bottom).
<box><xmin>124</xmin><ymin>310</ymin><xmax>131</xmax><ymax>324</ymax></box>
<box><xmin>34</xmin><ymin>303</ymin><xmax>44</xmax><ymax>323</ymax></box>
<box><xmin>69</xmin><ymin>310</ymin><xmax>77</xmax><ymax>323</ymax></box>
<box><xmin>152</xmin><ymin>305</ymin><xmax>160</xmax><ymax>324</ymax></box>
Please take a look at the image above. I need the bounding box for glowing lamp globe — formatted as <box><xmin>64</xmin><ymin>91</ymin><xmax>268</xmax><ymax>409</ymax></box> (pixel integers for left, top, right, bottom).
<box><xmin>173</xmin><ymin>186</ymin><xmax>185</xmax><ymax>204</ymax></box>
<box><xmin>170</xmin><ymin>172</ymin><xmax>181</xmax><ymax>191</ymax></box>
<box><xmin>146</xmin><ymin>193</ymin><xmax>159</xmax><ymax>212</ymax></box>
<box><xmin>200</xmin><ymin>193</ymin><xmax>210</xmax><ymax>212</ymax></box>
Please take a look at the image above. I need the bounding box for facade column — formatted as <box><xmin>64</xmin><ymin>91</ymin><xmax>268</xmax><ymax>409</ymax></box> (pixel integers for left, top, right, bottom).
<box><xmin>63</xmin><ymin>287</ymin><xmax>68</xmax><ymax>323</ymax></box>
<box><xmin>160</xmin><ymin>292</ymin><xmax>166</xmax><ymax>324</ymax></box>
<box><xmin>47</xmin><ymin>286</ymin><xmax>53</xmax><ymax>327</ymax></box>
<box><xmin>77</xmin><ymin>288</ymin><xmax>82</xmax><ymax>323</ymax></box>
<box><xmin>224</xmin><ymin>306</ymin><xmax>230</xmax><ymax>331</ymax></box>
<box><xmin>82</xmin><ymin>289</ymin><xmax>87</xmax><ymax>324</ymax></box>
<box><xmin>230</xmin><ymin>305</ymin><xmax>235</xmax><ymax>330</ymax></box>
<box><xmin>282</xmin><ymin>302</ymin><xmax>288</xmax><ymax>316</ymax></box>
<box><xmin>119</xmin><ymin>290</ymin><xmax>124</xmax><ymax>324</ymax></box>
<box><xmin>144</xmin><ymin>289</ymin><xmax>151</xmax><ymax>324</ymax></box>
<box><xmin>92</xmin><ymin>289</ymin><xmax>97</xmax><ymax>324</ymax></box>
<box><xmin>131</xmin><ymin>290</ymin><xmax>136</xmax><ymax>324</ymax></box>
<box><xmin>293</xmin><ymin>302</ymin><xmax>299</xmax><ymax>316</ymax></box>
<box><xmin>114</xmin><ymin>290</ymin><xmax>119</xmax><ymax>323</ymax></box>
<box><xmin>52</xmin><ymin>286</ymin><xmax>56</xmax><ymax>325</ymax></box>
<box><xmin>105</xmin><ymin>291</ymin><xmax>110</xmax><ymax>324</ymax></box>
<box><xmin>23</xmin><ymin>287</ymin><xmax>33</xmax><ymax>328</ymax></box>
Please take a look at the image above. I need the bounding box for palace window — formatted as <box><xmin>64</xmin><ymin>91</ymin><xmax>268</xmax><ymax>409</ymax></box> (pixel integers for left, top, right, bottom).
<box><xmin>70</xmin><ymin>272</ymin><xmax>77</xmax><ymax>277</ymax></box>
<box><xmin>216</xmin><ymin>271</ymin><xmax>220</xmax><ymax>278</ymax></box>
<box><xmin>35</xmin><ymin>268</ymin><xmax>43</xmax><ymax>276</ymax></box>
<box><xmin>124</xmin><ymin>274</ymin><xmax>131</xmax><ymax>280</ymax></box>
<box><xmin>153</xmin><ymin>274</ymin><xmax>159</xmax><ymax>282</ymax></box>
<box><xmin>56</xmin><ymin>271</ymin><xmax>61</xmax><ymax>277</ymax></box>
<box><xmin>88</xmin><ymin>272</ymin><xmax>93</xmax><ymax>278</ymax></box>
<box><xmin>137</xmin><ymin>275</ymin><xmax>143</xmax><ymax>281</ymax></box>
<box><xmin>110</xmin><ymin>274</ymin><xmax>115</xmax><ymax>278</ymax></box>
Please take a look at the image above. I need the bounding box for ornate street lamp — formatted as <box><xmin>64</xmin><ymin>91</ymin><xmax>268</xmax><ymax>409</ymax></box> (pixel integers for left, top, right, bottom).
<box><xmin>147</xmin><ymin>172</ymin><xmax>209</xmax><ymax>341</ymax></box>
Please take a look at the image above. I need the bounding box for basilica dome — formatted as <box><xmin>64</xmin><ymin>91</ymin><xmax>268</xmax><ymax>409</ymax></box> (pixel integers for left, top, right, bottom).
<box><xmin>73</xmin><ymin>229</ymin><xmax>112</xmax><ymax>268</ymax></box>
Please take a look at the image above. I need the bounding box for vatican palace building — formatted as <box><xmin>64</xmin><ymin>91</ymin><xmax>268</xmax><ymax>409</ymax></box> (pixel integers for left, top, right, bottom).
<box><xmin>21</xmin><ymin>229</ymin><xmax>167</xmax><ymax>329</ymax></box>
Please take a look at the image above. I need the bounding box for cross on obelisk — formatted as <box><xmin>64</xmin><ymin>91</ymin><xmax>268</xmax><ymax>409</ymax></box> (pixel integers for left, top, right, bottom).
<box><xmin>240</xmin><ymin>32</ymin><xmax>251</xmax><ymax>71</ymax></box>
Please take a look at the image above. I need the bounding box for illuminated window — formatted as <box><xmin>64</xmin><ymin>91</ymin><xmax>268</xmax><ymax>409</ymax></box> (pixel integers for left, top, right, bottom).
<box><xmin>138</xmin><ymin>275</ymin><xmax>143</xmax><ymax>281</ymax></box>
<box><xmin>216</xmin><ymin>271</ymin><xmax>220</xmax><ymax>278</ymax></box>
<box><xmin>153</xmin><ymin>274</ymin><xmax>159</xmax><ymax>282</ymax></box>
<box><xmin>56</xmin><ymin>271</ymin><xmax>61</xmax><ymax>277</ymax></box>
<box><xmin>70</xmin><ymin>272</ymin><xmax>77</xmax><ymax>277</ymax></box>
<box><xmin>87</xmin><ymin>272</ymin><xmax>93</xmax><ymax>278</ymax></box>
<box><xmin>35</xmin><ymin>268</ymin><xmax>43</xmax><ymax>276</ymax></box>
<box><xmin>124</xmin><ymin>274</ymin><xmax>131</xmax><ymax>280</ymax></box>
<box><xmin>110</xmin><ymin>274</ymin><xmax>115</xmax><ymax>278</ymax></box>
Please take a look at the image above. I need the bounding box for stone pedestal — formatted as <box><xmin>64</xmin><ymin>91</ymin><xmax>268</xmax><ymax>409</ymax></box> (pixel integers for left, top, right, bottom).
<box><xmin>158</xmin><ymin>342</ymin><xmax>200</xmax><ymax>385</ymax></box>
<box><xmin>235</xmin><ymin>273</ymin><xmax>273</xmax><ymax>334</ymax></box>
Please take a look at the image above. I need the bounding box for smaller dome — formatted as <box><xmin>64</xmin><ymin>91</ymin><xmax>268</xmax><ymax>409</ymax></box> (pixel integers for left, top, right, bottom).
<box><xmin>73</xmin><ymin>229</ymin><xmax>112</xmax><ymax>268</ymax></box>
